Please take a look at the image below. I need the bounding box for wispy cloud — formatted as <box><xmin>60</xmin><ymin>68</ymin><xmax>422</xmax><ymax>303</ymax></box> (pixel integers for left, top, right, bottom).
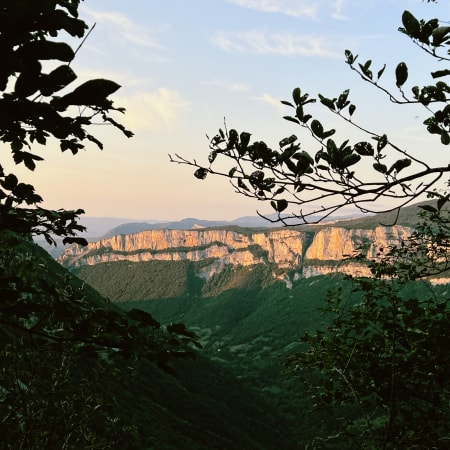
<box><xmin>226</xmin><ymin>0</ymin><xmax>351</xmax><ymax>20</ymax></box>
<box><xmin>331</xmin><ymin>0</ymin><xmax>349</xmax><ymax>20</ymax></box>
<box><xmin>257</xmin><ymin>93</ymin><xmax>285</xmax><ymax>113</ymax></box>
<box><xmin>81</xmin><ymin>6</ymin><xmax>162</xmax><ymax>48</ymax></box>
<box><xmin>115</xmin><ymin>88</ymin><xmax>190</xmax><ymax>132</ymax></box>
<box><xmin>226</xmin><ymin>0</ymin><xmax>318</xmax><ymax>19</ymax></box>
<box><xmin>212</xmin><ymin>30</ymin><xmax>339</xmax><ymax>57</ymax></box>
<box><xmin>206</xmin><ymin>79</ymin><xmax>250</xmax><ymax>92</ymax></box>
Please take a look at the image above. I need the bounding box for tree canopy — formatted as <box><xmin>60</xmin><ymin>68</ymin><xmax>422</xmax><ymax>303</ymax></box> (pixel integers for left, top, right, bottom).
<box><xmin>0</xmin><ymin>0</ymin><xmax>133</xmax><ymax>245</ymax></box>
<box><xmin>0</xmin><ymin>2</ymin><xmax>198</xmax><ymax>447</ymax></box>
<box><xmin>171</xmin><ymin>4</ymin><xmax>450</xmax><ymax>224</ymax></box>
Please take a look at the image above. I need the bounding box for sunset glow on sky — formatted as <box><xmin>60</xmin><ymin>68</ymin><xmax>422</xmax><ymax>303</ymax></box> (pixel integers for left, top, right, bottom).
<box><xmin>8</xmin><ymin>0</ymin><xmax>450</xmax><ymax>221</ymax></box>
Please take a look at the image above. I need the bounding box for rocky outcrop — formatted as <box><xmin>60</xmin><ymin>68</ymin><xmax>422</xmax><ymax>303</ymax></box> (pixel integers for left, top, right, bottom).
<box><xmin>58</xmin><ymin>229</ymin><xmax>306</xmax><ymax>273</ymax></box>
<box><xmin>59</xmin><ymin>225</ymin><xmax>413</xmax><ymax>280</ymax></box>
<box><xmin>305</xmin><ymin>225</ymin><xmax>411</xmax><ymax>260</ymax></box>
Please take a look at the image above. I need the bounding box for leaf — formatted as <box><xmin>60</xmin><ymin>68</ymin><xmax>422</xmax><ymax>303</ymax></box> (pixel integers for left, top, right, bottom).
<box><xmin>373</xmin><ymin>163</ymin><xmax>387</xmax><ymax>174</ymax></box>
<box><xmin>441</xmin><ymin>132</ymin><xmax>450</xmax><ymax>145</ymax></box>
<box><xmin>302</xmin><ymin>114</ymin><xmax>312</xmax><ymax>124</ymax></box>
<box><xmin>57</xmin><ymin>79</ymin><xmax>121</xmax><ymax>107</ymax></box>
<box><xmin>431</xmin><ymin>69</ymin><xmax>450</xmax><ymax>79</ymax></box>
<box><xmin>395</xmin><ymin>62</ymin><xmax>408</xmax><ymax>87</ymax></box>
<box><xmin>348</xmin><ymin>104</ymin><xmax>356</xmax><ymax>116</ymax></box>
<box><xmin>1</xmin><ymin>174</ymin><xmax>18</xmax><ymax>190</ymax></box>
<box><xmin>292</xmin><ymin>87</ymin><xmax>302</xmax><ymax>105</ymax></box>
<box><xmin>336</xmin><ymin>89</ymin><xmax>350</xmax><ymax>110</ymax></box>
<box><xmin>237</xmin><ymin>178</ymin><xmax>249</xmax><ymax>191</ymax></box>
<box><xmin>283</xmin><ymin>116</ymin><xmax>300</xmax><ymax>124</ymax></box>
<box><xmin>296</xmin><ymin>151</ymin><xmax>314</xmax><ymax>165</ymax></box>
<box><xmin>311</xmin><ymin>120</ymin><xmax>324</xmax><ymax>139</ymax></box>
<box><xmin>21</xmin><ymin>151</ymin><xmax>44</xmax><ymax>171</ymax></box>
<box><xmin>279</xmin><ymin>135</ymin><xmax>297</xmax><ymax>148</ymax></box>
<box><xmin>419</xmin><ymin>18</ymin><xmax>439</xmax><ymax>44</ymax></box>
<box><xmin>386</xmin><ymin>158</ymin><xmax>411</xmax><ymax>175</ymax></box>
<box><xmin>344</xmin><ymin>49</ymin><xmax>357</xmax><ymax>64</ymax></box>
<box><xmin>319</xmin><ymin>94</ymin><xmax>335</xmax><ymax>110</ymax></box>
<box><xmin>249</xmin><ymin>170</ymin><xmax>264</xmax><ymax>187</ymax></box>
<box><xmin>432</xmin><ymin>26</ymin><xmax>450</xmax><ymax>47</ymax></box>
<box><xmin>322</xmin><ymin>129</ymin><xmax>336</xmax><ymax>139</ymax></box>
<box><xmin>14</xmin><ymin>71</ymin><xmax>41</xmax><ymax>98</ymax></box>
<box><xmin>40</xmin><ymin>64</ymin><xmax>77</xmax><ymax>96</ymax></box>
<box><xmin>194</xmin><ymin>168</ymin><xmax>208</xmax><ymax>179</ymax></box>
<box><xmin>274</xmin><ymin>199</ymin><xmax>288</xmax><ymax>213</ymax></box>
<box><xmin>62</xmin><ymin>236</ymin><xmax>88</xmax><ymax>246</ymax></box>
<box><xmin>359</xmin><ymin>60</ymin><xmax>373</xmax><ymax>79</ymax></box>
<box><xmin>375</xmin><ymin>134</ymin><xmax>388</xmax><ymax>152</ymax></box>
<box><xmin>340</xmin><ymin>153</ymin><xmax>361</xmax><ymax>169</ymax></box>
<box><xmin>377</xmin><ymin>64</ymin><xmax>386</xmax><ymax>80</ymax></box>
<box><xmin>18</xmin><ymin>41</ymin><xmax>75</xmax><ymax>62</ymax></box>
<box><xmin>326</xmin><ymin>139</ymin><xmax>337</xmax><ymax>154</ymax></box>
<box><xmin>240</xmin><ymin>132</ymin><xmax>251</xmax><ymax>149</ymax></box>
<box><xmin>208</xmin><ymin>150</ymin><xmax>217</xmax><ymax>164</ymax></box>
<box><xmin>353</xmin><ymin>142</ymin><xmax>374</xmax><ymax>156</ymax></box>
<box><xmin>402</xmin><ymin>10</ymin><xmax>421</xmax><ymax>39</ymax></box>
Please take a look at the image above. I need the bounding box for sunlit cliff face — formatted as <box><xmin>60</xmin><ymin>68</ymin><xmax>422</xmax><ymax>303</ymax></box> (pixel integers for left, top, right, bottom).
<box><xmin>58</xmin><ymin>225</ymin><xmax>412</xmax><ymax>280</ymax></box>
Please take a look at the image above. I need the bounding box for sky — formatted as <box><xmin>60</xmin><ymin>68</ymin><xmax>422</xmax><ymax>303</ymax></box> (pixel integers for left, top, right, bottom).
<box><xmin>7</xmin><ymin>0</ymin><xmax>450</xmax><ymax>221</ymax></box>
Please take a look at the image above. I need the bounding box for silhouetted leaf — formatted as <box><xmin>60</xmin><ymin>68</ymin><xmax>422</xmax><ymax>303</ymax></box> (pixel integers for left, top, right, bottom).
<box><xmin>40</xmin><ymin>65</ymin><xmax>77</xmax><ymax>96</ymax></box>
<box><xmin>402</xmin><ymin>10</ymin><xmax>421</xmax><ymax>39</ymax></box>
<box><xmin>336</xmin><ymin>90</ymin><xmax>350</xmax><ymax>109</ymax></box>
<box><xmin>432</xmin><ymin>26</ymin><xmax>450</xmax><ymax>47</ymax></box>
<box><xmin>57</xmin><ymin>79</ymin><xmax>121</xmax><ymax>107</ymax></box>
<box><xmin>292</xmin><ymin>87</ymin><xmax>302</xmax><ymax>105</ymax></box>
<box><xmin>387</xmin><ymin>158</ymin><xmax>411</xmax><ymax>175</ymax></box>
<box><xmin>319</xmin><ymin>94</ymin><xmax>335</xmax><ymax>110</ymax></box>
<box><xmin>272</xmin><ymin>199</ymin><xmax>288</xmax><ymax>212</ymax></box>
<box><xmin>194</xmin><ymin>168</ymin><xmax>208</xmax><ymax>179</ymax></box>
<box><xmin>377</xmin><ymin>64</ymin><xmax>386</xmax><ymax>80</ymax></box>
<box><xmin>18</xmin><ymin>41</ymin><xmax>75</xmax><ymax>62</ymax></box>
<box><xmin>283</xmin><ymin>116</ymin><xmax>300</xmax><ymax>124</ymax></box>
<box><xmin>240</xmin><ymin>132</ymin><xmax>251</xmax><ymax>149</ymax></box>
<box><xmin>373</xmin><ymin>163</ymin><xmax>387</xmax><ymax>174</ymax></box>
<box><xmin>353</xmin><ymin>142</ymin><xmax>374</xmax><ymax>156</ymax></box>
<box><xmin>396</xmin><ymin>62</ymin><xmax>408</xmax><ymax>87</ymax></box>
<box><xmin>311</xmin><ymin>120</ymin><xmax>324</xmax><ymax>139</ymax></box>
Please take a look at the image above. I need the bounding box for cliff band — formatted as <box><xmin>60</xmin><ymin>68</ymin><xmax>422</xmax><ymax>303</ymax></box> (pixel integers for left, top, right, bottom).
<box><xmin>58</xmin><ymin>225</ymin><xmax>412</xmax><ymax>279</ymax></box>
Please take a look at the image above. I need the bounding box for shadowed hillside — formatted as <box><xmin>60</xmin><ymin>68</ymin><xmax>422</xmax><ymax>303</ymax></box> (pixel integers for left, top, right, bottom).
<box><xmin>2</xmin><ymin>236</ymin><xmax>295</xmax><ymax>449</ymax></box>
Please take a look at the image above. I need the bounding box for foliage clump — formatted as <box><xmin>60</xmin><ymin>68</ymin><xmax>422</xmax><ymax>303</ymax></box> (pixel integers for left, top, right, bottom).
<box><xmin>0</xmin><ymin>1</ymin><xmax>198</xmax><ymax>447</ymax></box>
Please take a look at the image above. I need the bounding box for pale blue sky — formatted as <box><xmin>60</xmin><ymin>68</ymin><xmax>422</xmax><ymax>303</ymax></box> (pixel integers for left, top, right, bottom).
<box><xmin>10</xmin><ymin>0</ymin><xmax>450</xmax><ymax>220</ymax></box>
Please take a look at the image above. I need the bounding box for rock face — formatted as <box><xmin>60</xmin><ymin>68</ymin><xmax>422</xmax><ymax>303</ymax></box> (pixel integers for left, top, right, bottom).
<box><xmin>58</xmin><ymin>225</ymin><xmax>412</xmax><ymax>280</ymax></box>
<box><xmin>305</xmin><ymin>226</ymin><xmax>411</xmax><ymax>260</ymax></box>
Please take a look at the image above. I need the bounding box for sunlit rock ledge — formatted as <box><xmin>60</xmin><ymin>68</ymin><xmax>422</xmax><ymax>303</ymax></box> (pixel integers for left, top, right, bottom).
<box><xmin>59</xmin><ymin>225</ymin><xmax>419</xmax><ymax>281</ymax></box>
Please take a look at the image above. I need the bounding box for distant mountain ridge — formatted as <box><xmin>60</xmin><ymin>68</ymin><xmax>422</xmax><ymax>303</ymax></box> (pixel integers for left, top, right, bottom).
<box><xmin>87</xmin><ymin>200</ymin><xmax>438</xmax><ymax>238</ymax></box>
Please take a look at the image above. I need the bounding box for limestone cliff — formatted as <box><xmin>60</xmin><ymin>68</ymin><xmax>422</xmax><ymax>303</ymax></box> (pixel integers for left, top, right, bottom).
<box><xmin>304</xmin><ymin>225</ymin><xmax>411</xmax><ymax>260</ymax></box>
<box><xmin>58</xmin><ymin>228</ymin><xmax>305</xmax><ymax>274</ymax></box>
<box><xmin>58</xmin><ymin>225</ymin><xmax>413</xmax><ymax>280</ymax></box>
